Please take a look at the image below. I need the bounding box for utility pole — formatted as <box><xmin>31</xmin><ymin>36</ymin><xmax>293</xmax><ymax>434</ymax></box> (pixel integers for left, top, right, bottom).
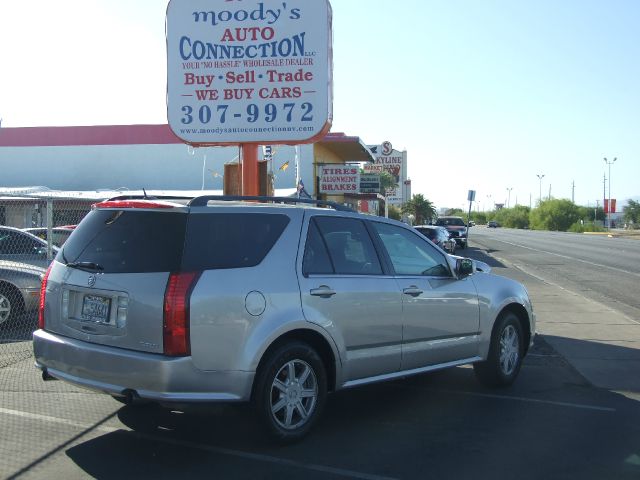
<box><xmin>603</xmin><ymin>172</ymin><xmax>607</xmax><ymax>228</ymax></box>
<box><xmin>571</xmin><ymin>181</ymin><xmax>575</xmax><ymax>204</ymax></box>
<box><xmin>536</xmin><ymin>174</ymin><xmax>545</xmax><ymax>206</ymax></box>
<box><xmin>604</xmin><ymin>157</ymin><xmax>617</xmax><ymax>230</ymax></box>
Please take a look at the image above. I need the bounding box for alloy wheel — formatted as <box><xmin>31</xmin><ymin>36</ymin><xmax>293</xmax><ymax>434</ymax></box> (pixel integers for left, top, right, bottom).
<box><xmin>499</xmin><ymin>324</ymin><xmax>520</xmax><ymax>376</ymax></box>
<box><xmin>269</xmin><ymin>359</ymin><xmax>318</xmax><ymax>430</ymax></box>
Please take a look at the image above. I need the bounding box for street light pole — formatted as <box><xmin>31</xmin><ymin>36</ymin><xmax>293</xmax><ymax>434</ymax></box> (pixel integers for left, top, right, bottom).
<box><xmin>506</xmin><ymin>187</ymin><xmax>513</xmax><ymax>208</ymax></box>
<box><xmin>536</xmin><ymin>174</ymin><xmax>545</xmax><ymax>206</ymax></box>
<box><xmin>603</xmin><ymin>157</ymin><xmax>617</xmax><ymax>229</ymax></box>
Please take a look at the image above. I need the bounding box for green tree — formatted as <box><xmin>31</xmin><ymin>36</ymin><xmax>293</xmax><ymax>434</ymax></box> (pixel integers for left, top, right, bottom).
<box><xmin>577</xmin><ymin>205</ymin><xmax>605</xmax><ymax>223</ymax></box>
<box><xmin>493</xmin><ymin>205</ymin><xmax>531</xmax><ymax>229</ymax></box>
<box><xmin>624</xmin><ymin>200</ymin><xmax>640</xmax><ymax>226</ymax></box>
<box><xmin>387</xmin><ymin>205</ymin><xmax>402</xmax><ymax>221</ymax></box>
<box><xmin>470</xmin><ymin>211</ymin><xmax>487</xmax><ymax>225</ymax></box>
<box><xmin>402</xmin><ymin>194</ymin><xmax>436</xmax><ymax>225</ymax></box>
<box><xmin>445</xmin><ymin>208</ymin><xmax>465</xmax><ymax>217</ymax></box>
<box><xmin>379</xmin><ymin>171</ymin><xmax>398</xmax><ymax>196</ymax></box>
<box><xmin>529</xmin><ymin>199</ymin><xmax>580</xmax><ymax>231</ymax></box>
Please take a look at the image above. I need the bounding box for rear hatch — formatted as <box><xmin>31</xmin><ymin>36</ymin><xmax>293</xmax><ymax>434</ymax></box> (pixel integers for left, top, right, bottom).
<box><xmin>43</xmin><ymin>203</ymin><xmax>188</xmax><ymax>354</ymax></box>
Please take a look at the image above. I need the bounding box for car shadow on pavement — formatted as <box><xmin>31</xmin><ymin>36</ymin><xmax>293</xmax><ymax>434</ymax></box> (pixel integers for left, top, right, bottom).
<box><xmin>60</xmin><ymin>353</ymin><xmax>640</xmax><ymax>480</ymax></box>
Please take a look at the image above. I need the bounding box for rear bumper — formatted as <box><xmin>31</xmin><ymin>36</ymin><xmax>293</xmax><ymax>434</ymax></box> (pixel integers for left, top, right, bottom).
<box><xmin>33</xmin><ymin>329</ymin><xmax>255</xmax><ymax>403</ymax></box>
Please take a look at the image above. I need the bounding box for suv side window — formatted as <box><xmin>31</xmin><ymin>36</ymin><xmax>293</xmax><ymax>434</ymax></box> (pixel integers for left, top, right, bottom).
<box><xmin>372</xmin><ymin>222</ymin><xmax>452</xmax><ymax>277</ymax></box>
<box><xmin>304</xmin><ymin>216</ymin><xmax>383</xmax><ymax>276</ymax></box>
<box><xmin>183</xmin><ymin>213</ymin><xmax>290</xmax><ymax>270</ymax></box>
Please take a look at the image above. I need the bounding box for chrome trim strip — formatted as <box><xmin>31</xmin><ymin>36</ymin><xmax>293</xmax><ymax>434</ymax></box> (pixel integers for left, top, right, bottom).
<box><xmin>342</xmin><ymin>356</ymin><xmax>483</xmax><ymax>389</ymax></box>
<box><xmin>346</xmin><ymin>334</ymin><xmax>479</xmax><ymax>352</ymax></box>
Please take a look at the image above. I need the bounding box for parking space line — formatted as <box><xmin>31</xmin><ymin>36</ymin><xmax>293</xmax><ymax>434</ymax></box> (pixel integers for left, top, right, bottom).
<box><xmin>388</xmin><ymin>386</ymin><xmax>616</xmax><ymax>412</ymax></box>
<box><xmin>0</xmin><ymin>407</ymin><xmax>119</xmax><ymax>434</ymax></box>
<box><xmin>0</xmin><ymin>407</ymin><xmax>398</xmax><ymax>480</ymax></box>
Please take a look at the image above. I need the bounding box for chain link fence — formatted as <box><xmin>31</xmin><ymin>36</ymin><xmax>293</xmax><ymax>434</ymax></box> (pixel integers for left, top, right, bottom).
<box><xmin>0</xmin><ymin>195</ymin><xmax>94</xmax><ymax>368</ymax></box>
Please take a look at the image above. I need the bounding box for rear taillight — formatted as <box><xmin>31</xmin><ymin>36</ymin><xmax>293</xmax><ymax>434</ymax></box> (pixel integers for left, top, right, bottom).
<box><xmin>163</xmin><ymin>272</ymin><xmax>200</xmax><ymax>356</ymax></box>
<box><xmin>38</xmin><ymin>264</ymin><xmax>53</xmax><ymax>330</ymax></box>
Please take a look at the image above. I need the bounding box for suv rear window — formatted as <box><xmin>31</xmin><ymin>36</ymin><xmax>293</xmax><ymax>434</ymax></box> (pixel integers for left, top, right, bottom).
<box><xmin>181</xmin><ymin>213</ymin><xmax>289</xmax><ymax>270</ymax></box>
<box><xmin>59</xmin><ymin>210</ymin><xmax>188</xmax><ymax>273</ymax></box>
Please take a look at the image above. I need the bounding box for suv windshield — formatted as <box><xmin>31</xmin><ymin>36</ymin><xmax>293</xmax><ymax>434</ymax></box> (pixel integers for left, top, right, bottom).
<box><xmin>436</xmin><ymin>217</ymin><xmax>465</xmax><ymax>227</ymax></box>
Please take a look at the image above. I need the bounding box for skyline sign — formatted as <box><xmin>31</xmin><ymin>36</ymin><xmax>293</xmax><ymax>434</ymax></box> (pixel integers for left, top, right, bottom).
<box><xmin>166</xmin><ymin>0</ymin><xmax>333</xmax><ymax>145</ymax></box>
<box><xmin>368</xmin><ymin>142</ymin><xmax>408</xmax><ymax>206</ymax></box>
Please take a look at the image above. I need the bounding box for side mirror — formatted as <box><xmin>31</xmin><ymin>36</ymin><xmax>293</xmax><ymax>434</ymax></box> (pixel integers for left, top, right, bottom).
<box><xmin>456</xmin><ymin>258</ymin><xmax>474</xmax><ymax>277</ymax></box>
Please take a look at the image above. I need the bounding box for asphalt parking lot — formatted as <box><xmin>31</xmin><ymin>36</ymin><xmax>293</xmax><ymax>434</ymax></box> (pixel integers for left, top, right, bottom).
<box><xmin>1</xmin><ymin>247</ymin><xmax>640</xmax><ymax>479</ymax></box>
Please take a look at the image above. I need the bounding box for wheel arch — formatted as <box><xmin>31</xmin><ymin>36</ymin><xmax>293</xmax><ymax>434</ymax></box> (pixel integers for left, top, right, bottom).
<box><xmin>251</xmin><ymin>328</ymin><xmax>338</xmax><ymax>401</ymax></box>
<box><xmin>497</xmin><ymin>303</ymin><xmax>531</xmax><ymax>354</ymax></box>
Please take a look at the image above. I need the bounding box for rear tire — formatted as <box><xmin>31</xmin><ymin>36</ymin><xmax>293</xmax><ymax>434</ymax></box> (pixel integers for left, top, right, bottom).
<box><xmin>253</xmin><ymin>341</ymin><xmax>327</xmax><ymax>443</ymax></box>
<box><xmin>474</xmin><ymin>312</ymin><xmax>524</xmax><ymax>387</ymax></box>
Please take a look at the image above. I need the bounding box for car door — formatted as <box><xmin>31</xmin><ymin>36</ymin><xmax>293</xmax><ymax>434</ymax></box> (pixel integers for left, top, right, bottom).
<box><xmin>370</xmin><ymin>221</ymin><xmax>480</xmax><ymax>369</ymax></box>
<box><xmin>298</xmin><ymin>214</ymin><xmax>402</xmax><ymax>382</ymax></box>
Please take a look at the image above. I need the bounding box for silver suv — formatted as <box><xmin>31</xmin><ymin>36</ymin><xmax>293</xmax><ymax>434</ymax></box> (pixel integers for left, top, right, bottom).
<box><xmin>34</xmin><ymin>196</ymin><xmax>535</xmax><ymax>442</ymax></box>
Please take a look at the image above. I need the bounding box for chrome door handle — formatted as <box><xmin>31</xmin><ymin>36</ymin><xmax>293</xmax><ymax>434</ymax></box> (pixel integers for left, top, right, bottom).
<box><xmin>403</xmin><ymin>287</ymin><xmax>423</xmax><ymax>297</ymax></box>
<box><xmin>310</xmin><ymin>286</ymin><xmax>337</xmax><ymax>298</ymax></box>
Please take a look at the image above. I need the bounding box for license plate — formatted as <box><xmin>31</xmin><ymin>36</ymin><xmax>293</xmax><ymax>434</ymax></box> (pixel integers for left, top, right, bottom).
<box><xmin>81</xmin><ymin>295</ymin><xmax>111</xmax><ymax>324</ymax></box>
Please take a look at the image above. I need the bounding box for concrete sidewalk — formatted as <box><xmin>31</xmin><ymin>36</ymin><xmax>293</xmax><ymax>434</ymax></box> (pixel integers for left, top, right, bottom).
<box><xmin>489</xmin><ymin>255</ymin><xmax>640</xmax><ymax>396</ymax></box>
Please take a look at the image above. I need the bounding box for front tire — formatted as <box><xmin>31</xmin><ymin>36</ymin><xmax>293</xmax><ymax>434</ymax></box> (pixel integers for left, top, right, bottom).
<box><xmin>0</xmin><ymin>285</ymin><xmax>23</xmax><ymax>327</ymax></box>
<box><xmin>474</xmin><ymin>312</ymin><xmax>524</xmax><ymax>387</ymax></box>
<box><xmin>253</xmin><ymin>341</ymin><xmax>327</xmax><ymax>443</ymax></box>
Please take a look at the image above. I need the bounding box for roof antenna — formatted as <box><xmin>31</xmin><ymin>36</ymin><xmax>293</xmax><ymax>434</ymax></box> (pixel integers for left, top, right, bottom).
<box><xmin>143</xmin><ymin>188</ymin><xmax>148</xmax><ymax>198</ymax></box>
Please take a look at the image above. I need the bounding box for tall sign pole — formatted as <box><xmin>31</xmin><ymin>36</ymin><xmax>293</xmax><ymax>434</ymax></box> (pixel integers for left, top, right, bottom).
<box><xmin>467</xmin><ymin>190</ymin><xmax>476</xmax><ymax>242</ymax></box>
<box><xmin>166</xmin><ymin>0</ymin><xmax>333</xmax><ymax>195</ymax></box>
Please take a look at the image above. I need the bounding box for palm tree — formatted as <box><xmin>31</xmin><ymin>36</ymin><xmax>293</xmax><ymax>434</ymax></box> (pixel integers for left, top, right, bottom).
<box><xmin>402</xmin><ymin>194</ymin><xmax>436</xmax><ymax>225</ymax></box>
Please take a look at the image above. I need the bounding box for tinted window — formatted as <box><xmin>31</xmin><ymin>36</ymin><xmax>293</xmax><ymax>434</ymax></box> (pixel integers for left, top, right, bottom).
<box><xmin>302</xmin><ymin>220</ymin><xmax>333</xmax><ymax>275</ymax></box>
<box><xmin>436</xmin><ymin>217</ymin><xmax>465</xmax><ymax>227</ymax></box>
<box><xmin>306</xmin><ymin>216</ymin><xmax>382</xmax><ymax>275</ymax></box>
<box><xmin>0</xmin><ymin>231</ymin><xmax>43</xmax><ymax>255</ymax></box>
<box><xmin>59</xmin><ymin>210</ymin><xmax>187</xmax><ymax>273</ymax></box>
<box><xmin>415</xmin><ymin>227</ymin><xmax>437</xmax><ymax>241</ymax></box>
<box><xmin>182</xmin><ymin>213</ymin><xmax>289</xmax><ymax>270</ymax></box>
<box><xmin>372</xmin><ymin>222</ymin><xmax>451</xmax><ymax>277</ymax></box>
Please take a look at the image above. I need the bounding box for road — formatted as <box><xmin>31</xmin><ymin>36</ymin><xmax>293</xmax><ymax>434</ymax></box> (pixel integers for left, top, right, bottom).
<box><xmin>468</xmin><ymin>227</ymin><xmax>640</xmax><ymax>320</ymax></box>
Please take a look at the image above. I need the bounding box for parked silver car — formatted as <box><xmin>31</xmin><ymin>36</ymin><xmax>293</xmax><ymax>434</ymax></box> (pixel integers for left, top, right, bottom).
<box><xmin>23</xmin><ymin>226</ymin><xmax>75</xmax><ymax>247</ymax></box>
<box><xmin>0</xmin><ymin>261</ymin><xmax>45</xmax><ymax>326</ymax></box>
<box><xmin>0</xmin><ymin>226</ymin><xmax>59</xmax><ymax>268</ymax></box>
<box><xmin>34</xmin><ymin>196</ymin><xmax>535</xmax><ymax>442</ymax></box>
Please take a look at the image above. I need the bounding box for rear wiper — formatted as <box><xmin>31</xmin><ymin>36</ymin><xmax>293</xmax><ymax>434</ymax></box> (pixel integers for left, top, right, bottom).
<box><xmin>66</xmin><ymin>261</ymin><xmax>104</xmax><ymax>271</ymax></box>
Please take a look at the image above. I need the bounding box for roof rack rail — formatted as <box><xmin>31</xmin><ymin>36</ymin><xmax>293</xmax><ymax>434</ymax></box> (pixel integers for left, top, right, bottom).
<box><xmin>188</xmin><ymin>195</ymin><xmax>354</xmax><ymax>211</ymax></box>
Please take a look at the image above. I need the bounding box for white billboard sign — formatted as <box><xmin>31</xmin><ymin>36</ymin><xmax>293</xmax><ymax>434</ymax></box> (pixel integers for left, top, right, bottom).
<box><xmin>166</xmin><ymin>0</ymin><xmax>333</xmax><ymax>145</ymax></box>
<box><xmin>319</xmin><ymin>165</ymin><xmax>359</xmax><ymax>194</ymax></box>
<box><xmin>368</xmin><ymin>141</ymin><xmax>407</xmax><ymax>205</ymax></box>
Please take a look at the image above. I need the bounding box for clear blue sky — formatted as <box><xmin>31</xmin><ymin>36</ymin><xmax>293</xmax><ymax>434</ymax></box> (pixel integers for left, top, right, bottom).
<box><xmin>1</xmin><ymin>0</ymin><xmax>638</xmax><ymax>210</ymax></box>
